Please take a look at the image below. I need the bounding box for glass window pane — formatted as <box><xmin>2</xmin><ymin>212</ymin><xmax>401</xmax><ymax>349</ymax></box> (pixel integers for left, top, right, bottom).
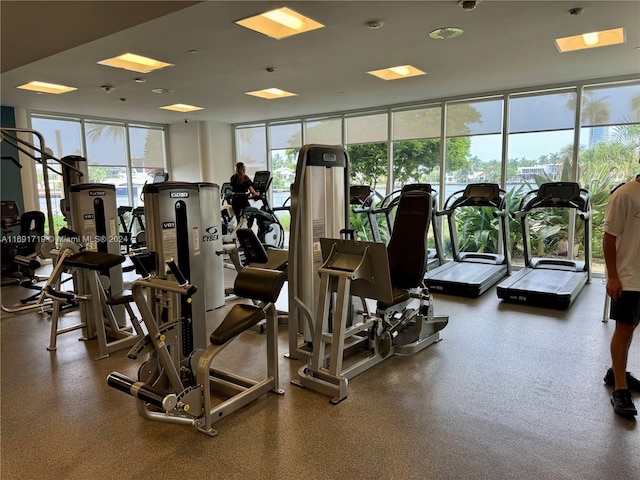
<box><xmin>304</xmin><ymin>118</ymin><xmax>342</xmax><ymax>144</ymax></box>
<box><xmin>393</xmin><ymin>106</ymin><xmax>441</xmax><ymax>140</ymax></box>
<box><xmin>31</xmin><ymin>114</ymin><xmax>83</xmax><ymax>159</ymax></box>
<box><xmin>30</xmin><ymin>115</ymin><xmax>84</xmax><ymax>235</ymax></box>
<box><xmin>269</xmin><ymin>123</ymin><xmax>301</xmax><ymax>150</ymax></box>
<box><xmin>446</xmin><ymin>99</ymin><xmax>501</xmax><ymax>137</ymax></box>
<box><xmin>392</xmin><ymin>139</ymin><xmax>442</xmax><ymax>190</ymax></box>
<box><xmin>346</xmin><ymin>113</ymin><xmax>387</xmax><ymax>144</ymax></box>
<box><xmin>509</xmin><ymin>91</ymin><xmax>577</xmax><ymax>133</ymax></box>
<box><xmin>87</xmin><ymin>166</ymin><xmax>131</xmax><ymax>208</ymax></box>
<box><xmin>85</xmin><ymin>121</ymin><xmax>126</xmax><ymax>166</ymax></box>
<box><xmin>577</xmin><ymin>81</ymin><xmax>640</xmax><ymax>274</ymax></box>
<box><xmin>129</xmin><ymin>126</ymin><xmax>166</xmax><ymax>169</ymax></box>
<box><xmin>347</xmin><ymin>142</ymin><xmax>388</xmax><ymax>196</ymax></box>
<box><xmin>236</xmin><ymin>125</ymin><xmax>267</xmax><ymax>176</ymax></box>
<box><xmin>583</xmin><ymin>82</ymin><xmax>640</xmax><ymax>125</ymax></box>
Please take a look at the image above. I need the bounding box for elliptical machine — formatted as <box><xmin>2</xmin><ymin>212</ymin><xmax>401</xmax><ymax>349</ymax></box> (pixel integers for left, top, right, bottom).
<box><xmin>240</xmin><ymin>171</ymin><xmax>285</xmax><ymax>249</ymax></box>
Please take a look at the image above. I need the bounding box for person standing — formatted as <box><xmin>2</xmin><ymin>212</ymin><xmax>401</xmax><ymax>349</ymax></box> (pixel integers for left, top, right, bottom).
<box><xmin>230</xmin><ymin>162</ymin><xmax>258</xmax><ymax>221</ymax></box>
<box><xmin>603</xmin><ymin>173</ymin><xmax>640</xmax><ymax>417</ymax></box>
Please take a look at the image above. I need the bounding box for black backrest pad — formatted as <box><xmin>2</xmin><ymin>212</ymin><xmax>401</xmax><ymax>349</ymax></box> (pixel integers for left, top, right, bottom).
<box><xmin>236</xmin><ymin>228</ymin><xmax>269</xmax><ymax>264</ymax></box>
<box><xmin>387</xmin><ymin>190</ymin><xmax>431</xmax><ymax>289</ymax></box>
<box><xmin>233</xmin><ymin>267</ymin><xmax>287</xmax><ymax>303</ymax></box>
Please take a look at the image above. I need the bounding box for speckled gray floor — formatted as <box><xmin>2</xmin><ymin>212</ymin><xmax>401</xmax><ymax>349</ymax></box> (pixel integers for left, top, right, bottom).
<box><xmin>1</xmin><ymin>269</ymin><xmax>638</xmax><ymax>480</ymax></box>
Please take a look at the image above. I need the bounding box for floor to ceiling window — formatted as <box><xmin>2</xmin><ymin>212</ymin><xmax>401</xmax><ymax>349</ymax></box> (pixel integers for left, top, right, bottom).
<box><xmin>29</xmin><ymin>113</ymin><xmax>167</xmax><ymax>236</ymax></box>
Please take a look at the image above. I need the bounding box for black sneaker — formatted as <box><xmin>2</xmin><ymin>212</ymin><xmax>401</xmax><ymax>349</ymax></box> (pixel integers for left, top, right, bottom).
<box><xmin>604</xmin><ymin>368</ymin><xmax>640</xmax><ymax>392</ymax></box>
<box><xmin>611</xmin><ymin>389</ymin><xmax>637</xmax><ymax>417</ymax></box>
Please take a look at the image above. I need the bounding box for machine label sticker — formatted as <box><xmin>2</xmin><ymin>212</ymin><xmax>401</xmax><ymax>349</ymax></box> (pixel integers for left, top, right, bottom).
<box><xmin>88</xmin><ymin>190</ymin><xmax>106</xmax><ymax>196</ymax></box>
<box><xmin>83</xmin><ymin>214</ymin><xmax>95</xmax><ymax>220</ymax></box>
<box><xmin>170</xmin><ymin>192</ymin><xmax>189</xmax><ymax>198</ymax></box>
<box><xmin>202</xmin><ymin>225</ymin><xmax>219</xmax><ymax>242</ymax></box>
<box><xmin>193</xmin><ymin>227</ymin><xmax>200</xmax><ymax>255</ymax></box>
<box><xmin>162</xmin><ymin>229</ymin><xmax>177</xmax><ymax>264</ymax></box>
<box><xmin>109</xmin><ymin>217</ymin><xmax>117</xmax><ymax>238</ymax></box>
<box><xmin>163</xmin><ymin>222</ymin><xmax>176</xmax><ymax>229</ymax></box>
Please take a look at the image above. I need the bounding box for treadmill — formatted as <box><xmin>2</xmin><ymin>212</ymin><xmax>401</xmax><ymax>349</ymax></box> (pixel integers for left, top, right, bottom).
<box><xmin>496</xmin><ymin>182</ymin><xmax>591</xmax><ymax>309</ymax></box>
<box><xmin>424</xmin><ymin>183</ymin><xmax>511</xmax><ymax>297</ymax></box>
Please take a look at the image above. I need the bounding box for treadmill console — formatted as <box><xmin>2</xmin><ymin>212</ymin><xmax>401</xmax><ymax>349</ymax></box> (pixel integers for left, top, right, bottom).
<box><xmin>538</xmin><ymin>182</ymin><xmax>579</xmax><ymax>202</ymax></box>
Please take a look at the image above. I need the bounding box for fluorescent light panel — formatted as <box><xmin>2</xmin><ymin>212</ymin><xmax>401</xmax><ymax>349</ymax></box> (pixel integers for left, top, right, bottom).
<box><xmin>98</xmin><ymin>53</ymin><xmax>173</xmax><ymax>73</ymax></box>
<box><xmin>159</xmin><ymin>104</ymin><xmax>203</xmax><ymax>112</ymax></box>
<box><xmin>245</xmin><ymin>88</ymin><xmax>297</xmax><ymax>99</ymax></box>
<box><xmin>367</xmin><ymin>65</ymin><xmax>426</xmax><ymax>81</ymax></box>
<box><xmin>17</xmin><ymin>81</ymin><xmax>77</xmax><ymax>94</ymax></box>
<box><xmin>235</xmin><ymin>7</ymin><xmax>324</xmax><ymax>39</ymax></box>
<box><xmin>555</xmin><ymin>27</ymin><xmax>625</xmax><ymax>52</ymax></box>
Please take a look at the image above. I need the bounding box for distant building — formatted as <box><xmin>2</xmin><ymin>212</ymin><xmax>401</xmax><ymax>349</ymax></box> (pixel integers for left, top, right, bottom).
<box><xmin>516</xmin><ymin>164</ymin><xmax>560</xmax><ymax>182</ymax></box>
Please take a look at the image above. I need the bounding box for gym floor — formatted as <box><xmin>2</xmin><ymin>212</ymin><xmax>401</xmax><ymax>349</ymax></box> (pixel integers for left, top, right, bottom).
<box><xmin>1</xmin><ymin>268</ymin><xmax>638</xmax><ymax>480</ymax></box>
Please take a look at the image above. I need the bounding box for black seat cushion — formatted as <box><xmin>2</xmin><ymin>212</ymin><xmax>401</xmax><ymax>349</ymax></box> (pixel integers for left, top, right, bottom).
<box><xmin>64</xmin><ymin>251</ymin><xmax>125</xmax><ymax>270</ymax></box>
<box><xmin>210</xmin><ymin>304</ymin><xmax>265</xmax><ymax>345</ymax></box>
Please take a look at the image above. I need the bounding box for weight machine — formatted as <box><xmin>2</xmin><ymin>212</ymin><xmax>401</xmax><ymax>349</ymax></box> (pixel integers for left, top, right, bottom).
<box><xmin>288</xmin><ymin>145</ymin><xmax>448</xmax><ymax>403</ymax></box>
<box><xmin>107</xmin><ymin>256</ymin><xmax>286</xmax><ymax>437</ymax></box>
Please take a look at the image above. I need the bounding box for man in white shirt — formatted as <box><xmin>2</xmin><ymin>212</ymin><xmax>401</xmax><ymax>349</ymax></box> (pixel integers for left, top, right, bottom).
<box><xmin>603</xmin><ymin>173</ymin><xmax>640</xmax><ymax>417</ymax></box>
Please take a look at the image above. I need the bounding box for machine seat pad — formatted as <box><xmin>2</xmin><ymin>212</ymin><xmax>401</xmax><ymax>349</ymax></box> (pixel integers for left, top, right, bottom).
<box><xmin>233</xmin><ymin>267</ymin><xmax>287</xmax><ymax>304</ymax></box>
<box><xmin>211</xmin><ymin>304</ymin><xmax>265</xmax><ymax>345</ymax></box>
<box><xmin>64</xmin><ymin>251</ymin><xmax>125</xmax><ymax>270</ymax></box>
<box><xmin>376</xmin><ymin>287</ymin><xmax>411</xmax><ymax>310</ymax></box>
<box><xmin>106</xmin><ymin>290</ymin><xmax>133</xmax><ymax>306</ymax></box>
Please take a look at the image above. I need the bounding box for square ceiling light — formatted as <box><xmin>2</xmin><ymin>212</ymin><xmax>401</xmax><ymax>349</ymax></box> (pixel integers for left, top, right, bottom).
<box><xmin>555</xmin><ymin>27</ymin><xmax>625</xmax><ymax>52</ymax></box>
<box><xmin>235</xmin><ymin>7</ymin><xmax>324</xmax><ymax>39</ymax></box>
<box><xmin>17</xmin><ymin>81</ymin><xmax>77</xmax><ymax>94</ymax></box>
<box><xmin>245</xmin><ymin>88</ymin><xmax>297</xmax><ymax>99</ymax></box>
<box><xmin>98</xmin><ymin>53</ymin><xmax>173</xmax><ymax>73</ymax></box>
<box><xmin>367</xmin><ymin>65</ymin><xmax>426</xmax><ymax>81</ymax></box>
<box><xmin>159</xmin><ymin>104</ymin><xmax>203</xmax><ymax>112</ymax></box>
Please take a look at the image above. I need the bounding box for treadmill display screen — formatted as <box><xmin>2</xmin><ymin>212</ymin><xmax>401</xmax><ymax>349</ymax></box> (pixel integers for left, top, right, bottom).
<box><xmin>539</xmin><ymin>183</ymin><xmax>578</xmax><ymax>200</ymax></box>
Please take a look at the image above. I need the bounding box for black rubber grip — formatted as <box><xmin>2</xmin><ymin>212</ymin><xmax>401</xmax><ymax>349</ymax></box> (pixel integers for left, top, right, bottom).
<box><xmin>130</xmin><ymin>254</ymin><xmax>150</xmax><ymax>277</ymax></box>
<box><xmin>107</xmin><ymin>372</ymin><xmax>170</xmax><ymax>410</ymax></box>
<box><xmin>166</xmin><ymin>259</ymin><xmax>187</xmax><ymax>285</ymax></box>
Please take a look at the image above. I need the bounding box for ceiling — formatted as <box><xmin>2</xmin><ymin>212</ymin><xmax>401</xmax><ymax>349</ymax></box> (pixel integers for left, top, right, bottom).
<box><xmin>1</xmin><ymin>1</ymin><xmax>639</xmax><ymax>126</ymax></box>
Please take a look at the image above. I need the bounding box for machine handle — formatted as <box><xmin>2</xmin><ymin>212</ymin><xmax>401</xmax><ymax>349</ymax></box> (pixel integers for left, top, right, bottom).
<box><xmin>166</xmin><ymin>259</ymin><xmax>187</xmax><ymax>286</ymax></box>
<box><xmin>130</xmin><ymin>253</ymin><xmax>152</xmax><ymax>278</ymax></box>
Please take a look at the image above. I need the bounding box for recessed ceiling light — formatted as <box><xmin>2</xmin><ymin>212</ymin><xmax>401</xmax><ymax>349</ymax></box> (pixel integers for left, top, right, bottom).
<box><xmin>367</xmin><ymin>65</ymin><xmax>426</xmax><ymax>81</ymax></box>
<box><xmin>245</xmin><ymin>87</ymin><xmax>298</xmax><ymax>99</ymax></box>
<box><xmin>235</xmin><ymin>7</ymin><xmax>324</xmax><ymax>39</ymax></box>
<box><xmin>17</xmin><ymin>81</ymin><xmax>77</xmax><ymax>94</ymax></box>
<box><xmin>429</xmin><ymin>27</ymin><xmax>464</xmax><ymax>40</ymax></box>
<box><xmin>98</xmin><ymin>53</ymin><xmax>173</xmax><ymax>73</ymax></box>
<box><xmin>151</xmin><ymin>88</ymin><xmax>173</xmax><ymax>94</ymax></box>
<box><xmin>159</xmin><ymin>104</ymin><xmax>203</xmax><ymax>112</ymax></box>
<box><xmin>555</xmin><ymin>27</ymin><xmax>625</xmax><ymax>52</ymax></box>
